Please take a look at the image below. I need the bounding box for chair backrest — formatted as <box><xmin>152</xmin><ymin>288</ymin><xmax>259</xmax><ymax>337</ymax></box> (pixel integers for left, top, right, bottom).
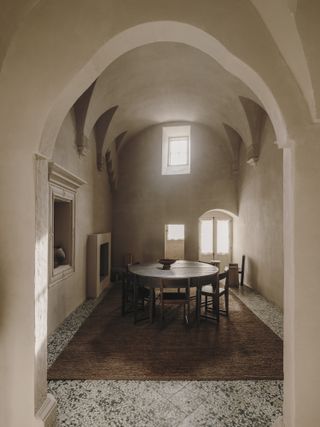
<box><xmin>241</xmin><ymin>255</ymin><xmax>246</xmax><ymax>272</ymax></box>
<box><xmin>123</xmin><ymin>253</ymin><xmax>133</xmax><ymax>266</ymax></box>
<box><xmin>160</xmin><ymin>279</ymin><xmax>190</xmax><ymax>301</ymax></box>
<box><xmin>218</xmin><ymin>270</ymin><xmax>229</xmax><ymax>290</ymax></box>
<box><xmin>125</xmin><ymin>261</ymin><xmax>140</xmax><ymax>285</ymax></box>
<box><xmin>160</xmin><ymin>278</ymin><xmax>189</xmax><ymax>291</ymax></box>
<box><xmin>228</xmin><ymin>263</ymin><xmax>239</xmax><ymax>288</ymax></box>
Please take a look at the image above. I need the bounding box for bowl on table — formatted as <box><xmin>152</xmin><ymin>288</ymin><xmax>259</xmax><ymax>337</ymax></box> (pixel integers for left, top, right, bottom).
<box><xmin>158</xmin><ymin>258</ymin><xmax>176</xmax><ymax>270</ymax></box>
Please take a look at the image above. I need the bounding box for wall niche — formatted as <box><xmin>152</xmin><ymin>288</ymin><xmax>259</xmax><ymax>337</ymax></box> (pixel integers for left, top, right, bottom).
<box><xmin>48</xmin><ymin>162</ymin><xmax>86</xmax><ymax>286</ymax></box>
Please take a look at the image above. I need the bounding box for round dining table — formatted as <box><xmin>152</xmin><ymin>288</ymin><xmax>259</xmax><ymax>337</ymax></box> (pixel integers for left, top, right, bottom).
<box><xmin>128</xmin><ymin>260</ymin><xmax>219</xmax><ymax>323</ymax></box>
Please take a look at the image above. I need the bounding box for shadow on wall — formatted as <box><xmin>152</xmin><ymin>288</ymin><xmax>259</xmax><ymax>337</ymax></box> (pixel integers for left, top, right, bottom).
<box><xmin>245</xmin><ymin>256</ymin><xmax>258</xmax><ymax>288</ymax></box>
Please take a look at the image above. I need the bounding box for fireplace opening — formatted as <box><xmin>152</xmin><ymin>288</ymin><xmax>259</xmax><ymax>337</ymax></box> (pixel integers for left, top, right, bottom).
<box><xmin>100</xmin><ymin>242</ymin><xmax>109</xmax><ymax>281</ymax></box>
<box><xmin>87</xmin><ymin>233</ymin><xmax>111</xmax><ymax>298</ymax></box>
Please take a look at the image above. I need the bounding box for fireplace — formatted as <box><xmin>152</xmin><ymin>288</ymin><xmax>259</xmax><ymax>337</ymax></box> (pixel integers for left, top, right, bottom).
<box><xmin>99</xmin><ymin>242</ymin><xmax>109</xmax><ymax>280</ymax></box>
<box><xmin>87</xmin><ymin>233</ymin><xmax>111</xmax><ymax>298</ymax></box>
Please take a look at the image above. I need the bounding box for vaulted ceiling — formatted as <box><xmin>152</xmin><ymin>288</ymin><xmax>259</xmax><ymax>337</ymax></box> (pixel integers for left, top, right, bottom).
<box><xmin>72</xmin><ymin>42</ymin><xmax>268</xmax><ymax>187</ymax></box>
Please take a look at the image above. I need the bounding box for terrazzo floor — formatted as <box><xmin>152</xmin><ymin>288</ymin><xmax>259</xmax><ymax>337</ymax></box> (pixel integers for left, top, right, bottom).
<box><xmin>48</xmin><ymin>285</ymin><xmax>283</xmax><ymax>426</ymax></box>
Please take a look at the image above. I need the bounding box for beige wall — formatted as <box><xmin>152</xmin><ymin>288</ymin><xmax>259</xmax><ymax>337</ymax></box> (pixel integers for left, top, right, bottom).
<box><xmin>1</xmin><ymin>3</ymin><xmax>319</xmax><ymax>426</ymax></box>
<box><xmin>233</xmin><ymin>118</ymin><xmax>283</xmax><ymax>309</ymax></box>
<box><xmin>113</xmin><ymin>123</ymin><xmax>237</xmax><ymax>267</ymax></box>
<box><xmin>48</xmin><ymin>110</ymin><xmax>112</xmax><ymax>334</ymax></box>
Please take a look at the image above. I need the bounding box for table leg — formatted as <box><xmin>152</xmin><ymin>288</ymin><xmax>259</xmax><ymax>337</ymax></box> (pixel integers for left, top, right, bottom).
<box><xmin>197</xmin><ymin>283</ymin><xmax>201</xmax><ymax>325</ymax></box>
<box><xmin>149</xmin><ymin>288</ymin><xmax>154</xmax><ymax>323</ymax></box>
<box><xmin>133</xmin><ymin>278</ymin><xmax>138</xmax><ymax>324</ymax></box>
<box><xmin>214</xmin><ymin>275</ymin><xmax>219</xmax><ymax>322</ymax></box>
<box><xmin>121</xmin><ymin>274</ymin><xmax>126</xmax><ymax>316</ymax></box>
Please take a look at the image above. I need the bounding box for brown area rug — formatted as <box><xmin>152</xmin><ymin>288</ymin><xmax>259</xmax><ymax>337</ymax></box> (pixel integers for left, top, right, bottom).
<box><xmin>48</xmin><ymin>286</ymin><xmax>283</xmax><ymax>381</ymax></box>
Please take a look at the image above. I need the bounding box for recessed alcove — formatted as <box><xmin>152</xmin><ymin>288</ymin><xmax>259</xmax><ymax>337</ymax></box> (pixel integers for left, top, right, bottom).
<box><xmin>48</xmin><ymin>162</ymin><xmax>86</xmax><ymax>286</ymax></box>
<box><xmin>99</xmin><ymin>242</ymin><xmax>109</xmax><ymax>281</ymax></box>
<box><xmin>53</xmin><ymin>199</ymin><xmax>72</xmax><ymax>268</ymax></box>
<box><xmin>87</xmin><ymin>232</ymin><xmax>112</xmax><ymax>298</ymax></box>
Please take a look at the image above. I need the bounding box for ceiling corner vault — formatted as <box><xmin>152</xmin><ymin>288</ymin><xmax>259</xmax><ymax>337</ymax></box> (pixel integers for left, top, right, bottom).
<box><xmin>93</xmin><ymin>106</ymin><xmax>118</xmax><ymax>171</ymax></box>
<box><xmin>73</xmin><ymin>82</ymin><xmax>96</xmax><ymax>156</ymax></box>
<box><xmin>223</xmin><ymin>124</ymin><xmax>242</xmax><ymax>174</ymax></box>
<box><xmin>105</xmin><ymin>148</ymin><xmax>117</xmax><ymax>192</ymax></box>
<box><xmin>239</xmin><ymin>97</ymin><xmax>267</xmax><ymax>166</ymax></box>
<box><xmin>115</xmin><ymin>131</ymin><xmax>128</xmax><ymax>152</ymax></box>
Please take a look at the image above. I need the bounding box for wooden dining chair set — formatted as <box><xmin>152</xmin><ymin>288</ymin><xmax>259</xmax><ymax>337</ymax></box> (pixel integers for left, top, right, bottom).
<box><xmin>121</xmin><ymin>256</ymin><xmax>245</xmax><ymax>326</ymax></box>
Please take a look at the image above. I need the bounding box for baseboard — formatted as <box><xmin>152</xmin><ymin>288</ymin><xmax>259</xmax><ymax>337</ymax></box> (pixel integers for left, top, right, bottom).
<box><xmin>35</xmin><ymin>393</ymin><xmax>57</xmax><ymax>427</ymax></box>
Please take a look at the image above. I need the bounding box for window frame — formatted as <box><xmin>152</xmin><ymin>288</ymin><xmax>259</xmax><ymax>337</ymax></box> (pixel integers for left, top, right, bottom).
<box><xmin>200</xmin><ymin>219</ymin><xmax>214</xmax><ymax>255</ymax></box>
<box><xmin>166</xmin><ymin>224</ymin><xmax>185</xmax><ymax>241</ymax></box>
<box><xmin>49</xmin><ymin>185</ymin><xmax>75</xmax><ymax>286</ymax></box>
<box><xmin>48</xmin><ymin>162</ymin><xmax>86</xmax><ymax>287</ymax></box>
<box><xmin>162</xmin><ymin>125</ymin><xmax>191</xmax><ymax>175</ymax></box>
<box><xmin>216</xmin><ymin>219</ymin><xmax>231</xmax><ymax>255</ymax></box>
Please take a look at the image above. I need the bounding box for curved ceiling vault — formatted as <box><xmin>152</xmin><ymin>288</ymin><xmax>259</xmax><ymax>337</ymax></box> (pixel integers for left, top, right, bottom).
<box><xmin>74</xmin><ymin>42</ymin><xmax>271</xmax><ymax>185</ymax></box>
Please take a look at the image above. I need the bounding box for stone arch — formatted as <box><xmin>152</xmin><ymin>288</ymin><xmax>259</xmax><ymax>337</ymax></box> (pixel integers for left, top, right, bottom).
<box><xmin>199</xmin><ymin>208</ymin><xmax>238</xmax><ymax>220</ymax></box>
<box><xmin>0</xmin><ymin>12</ymin><xmax>303</xmax><ymax>426</ymax></box>
<box><xmin>38</xmin><ymin>21</ymin><xmax>294</xmax><ymax>159</ymax></box>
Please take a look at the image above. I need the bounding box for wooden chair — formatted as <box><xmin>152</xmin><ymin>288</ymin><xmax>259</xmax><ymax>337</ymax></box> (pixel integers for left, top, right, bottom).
<box><xmin>121</xmin><ymin>261</ymin><xmax>137</xmax><ymax>316</ymax></box>
<box><xmin>200</xmin><ymin>270</ymin><xmax>230</xmax><ymax>318</ymax></box>
<box><xmin>238</xmin><ymin>255</ymin><xmax>245</xmax><ymax>286</ymax></box>
<box><xmin>121</xmin><ymin>260</ymin><xmax>155</xmax><ymax>323</ymax></box>
<box><xmin>228</xmin><ymin>263</ymin><xmax>239</xmax><ymax>288</ymax></box>
<box><xmin>133</xmin><ymin>273</ymin><xmax>156</xmax><ymax>324</ymax></box>
<box><xmin>159</xmin><ymin>278</ymin><xmax>191</xmax><ymax>326</ymax></box>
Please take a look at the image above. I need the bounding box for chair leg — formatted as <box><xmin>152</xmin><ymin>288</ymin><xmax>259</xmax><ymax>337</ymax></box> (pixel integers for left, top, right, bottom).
<box><xmin>152</xmin><ymin>289</ymin><xmax>156</xmax><ymax>316</ymax></box>
<box><xmin>149</xmin><ymin>288</ymin><xmax>154</xmax><ymax>323</ymax></box>
<box><xmin>133</xmin><ymin>283</ymin><xmax>138</xmax><ymax>324</ymax></box>
<box><xmin>205</xmin><ymin>295</ymin><xmax>208</xmax><ymax>312</ymax></box>
<box><xmin>160</xmin><ymin>298</ymin><xmax>164</xmax><ymax>326</ymax></box>
<box><xmin>225</xmin><ymin>290</ymin><xmax>229</xmax><ymax>316</ymax></box>
<box><xmin>187</xmin><ymin>299</ymin><xmax>190</xmax><ymax>324</ymax></box>
<box><xmin>121</xmin><ymin>280</ymin><xmax>126</xmax><ymax>316</ymax></box>
<box><xmin>239</xmin><ymin>270</ymin><xmax>244</xmax><ymax>286</ymax></box>
<box><xmin>214</xmin><ymin>290</ymin><xmax>220</xmax><ymax>322</ymax></box>
<box><xmin>196</xmin><ymin>287</ymin><xmax>201</xmax><ymax>325</ymax></box>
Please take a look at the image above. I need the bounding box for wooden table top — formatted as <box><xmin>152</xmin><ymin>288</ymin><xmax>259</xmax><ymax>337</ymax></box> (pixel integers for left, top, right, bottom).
<box><xmin>128</xmin><ymin>260</ymin><xmax>218</xmax><ymax>284</ymax></box>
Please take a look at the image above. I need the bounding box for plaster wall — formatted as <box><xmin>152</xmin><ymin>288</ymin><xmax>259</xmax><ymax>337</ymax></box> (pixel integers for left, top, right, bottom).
<box><xmin>292</xmin><ymin>133</ymin><xmax>320</xmax><ymax>426</ymax></box>
<box><xmin>113</xmin><ymin>123</ymin><xmax>237</xmax><ymax>267</ymax></box>
<box><xmin>48</xmin><ymin>110</ymin><xmax>112</xmax><ymax>334</ymax></box>
<box><xmin>165</xmin><ymin>238</ymin><xmax>185</xmax><ymax>260</ymax></box>
<box><xmin>0</xmin><ymin>3</ymin><xmax>317</xmax><ymax>425</ymax></box>
<box><xmin>233</xmin><ymin>118</ymin><xmax>283</xmax><ymax>309</ymax></box>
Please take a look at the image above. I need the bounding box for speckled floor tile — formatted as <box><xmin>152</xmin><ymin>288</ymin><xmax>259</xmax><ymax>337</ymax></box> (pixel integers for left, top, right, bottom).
<box><xmin>146</xmin><ymin>397</ymin><xmax>189</xmax><ymax>427</ymax></box>
<box><xmin>231</xmin><ymin>286</ymin><xmax>283</xmax><ymax>339</ymax></box>
<box><xmin>179</xmin><ymin>380</ymin><xmax>283</xmax><ymax>427</ymax></box>
<box><xmin>114</xmin><ymin>380</ymin><xmax>167</xmax><ymax>409</ymax></box>
<box><xmin>48</xmin><ymin>291</ymin><xmax>106</xmax><ymax>368</ymax></box>
<box><xmin>168</xmin><ymin>382</ymin><xmax>208</xmax><ymax>416</ymax></box>
<box><xmin>154</xmin><ymin>380</ymin><xmax>190</xmax><ymax>399</ymax></box>
<box><xmin>48</xmin><ymin>283</ymin><xmax>283</xmax><ymax>427</ymax></box>
<box><xmin>48</xmin><ymin>380</ymin><xmax>154</xmax><ymax>427</ymax></box>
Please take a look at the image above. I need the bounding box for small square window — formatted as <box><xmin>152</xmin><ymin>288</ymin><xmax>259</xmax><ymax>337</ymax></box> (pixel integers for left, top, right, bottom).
<box><xmin>168</xmin><ymin>136</ymin><xmax>189</xmax><ymax>166</ymax></box>
<box><xmin>167</xmin><ymin>224</ymin><xmax>185</xmax><ymax>240</ymax></box>
<box><xmin>162</xmin><ymin>125</ymin><xmax>191</xmax><ymax>175</ymax></box>
<box><xmin>216</xmin><ymin>220</ymin><xmax>230</xmax><ymax>254</ymax></box>
<box><xmin>200</xmin><ymin>219</ymin><xmax>213</xmax><ymax>254</ymax></box>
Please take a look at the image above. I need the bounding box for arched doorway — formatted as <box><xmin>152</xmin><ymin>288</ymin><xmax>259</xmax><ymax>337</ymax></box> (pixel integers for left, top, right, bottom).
<box><xmin>34</xmin><ymin>21</ymin><xmax>292</xmax><ymax>423</ymax></box>
<box><xmin>0</xmin><ymin>4</ymin><xmax>310</xmax><ymax>424</ymax></box>
<box><xmin>198</xmin><ymin>209</ymin><xmax>237</xmax><ymax>271</ymax></box>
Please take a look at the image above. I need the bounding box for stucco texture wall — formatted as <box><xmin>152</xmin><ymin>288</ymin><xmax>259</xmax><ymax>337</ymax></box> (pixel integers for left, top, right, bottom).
<box><xmin>233</xmin><ymin>118</ymin><xmax>283</xmax><ymax>309</ymax></box>
<box><xmin>48</xmin><ymin>110</ymin><xmax>112</xmax><ymax>334</ymax></box>
<box><xmin>113</xmin><ymin>123</ymin><xmax>237</xmax><ymax>267</ymax></box>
